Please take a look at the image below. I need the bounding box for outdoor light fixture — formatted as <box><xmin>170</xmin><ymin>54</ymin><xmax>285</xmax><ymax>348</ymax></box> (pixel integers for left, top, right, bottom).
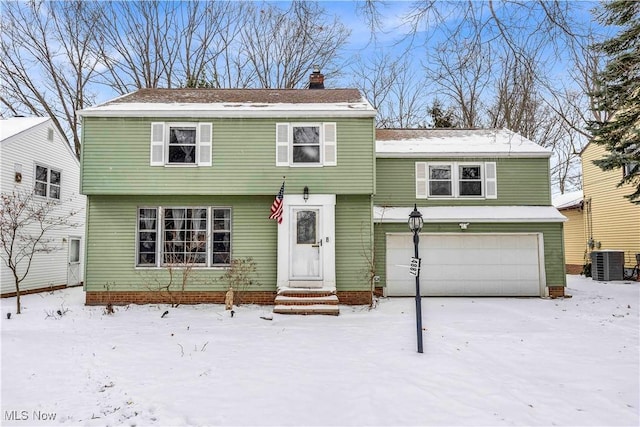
<box><xmin>303</xmin><ymin>186</ymin><xmax>309</xmax><ymax>202</ymax></box>
<box><xmin>408</xmin><ymin>204</ymin><xmax>424</xmax><ymax>353</ymax></box>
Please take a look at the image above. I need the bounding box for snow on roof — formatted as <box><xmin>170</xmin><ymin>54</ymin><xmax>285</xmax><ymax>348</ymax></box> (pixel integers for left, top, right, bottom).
<box><xmin>0</xmin><ymin>117</ymin><xmax>49</xmax><ymax>142</ymax></box>
<box><xmin>552</xmin><ymin>190</ymin><xmax>584</xmax><ymax>210</ymax></box>
<box><xmin>375</xmin><ymin>128</ymin><xmax>551</xmax><ymax>158</ymax></box>
<box><xmin>78</xmin><ymin>88</ymin><xmax>376</xmax><ymax>118</ymax></box>
<box><xmin>374</xmin><ymin>205</ymin><xmax>567</xmax><ymax>223</ymax></box>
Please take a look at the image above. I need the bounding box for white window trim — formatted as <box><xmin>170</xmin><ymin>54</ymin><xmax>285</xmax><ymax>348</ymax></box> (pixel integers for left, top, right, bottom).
<box><xmin>150</xmin><ymin>122</ymin><xmax>212</xmax><ymax>167</ymax></box>
<box><xmin>34</xmin><ymin>163</ymin><xmax>62</xmax><ymax>200</ymax></box>
<box><xmin>135</xmin><ymin>206</ymin><xmax>232</xmax><ymax>269</ymax></box>
<box><xmin>416</xmin><ymin>161</ymin><xmax>497</xmax><ymax>199</ymax></box>
<box><xmin>275</xmin><ymin>122</ymin><xmax>337</xmax><ymax>167</ymax></box>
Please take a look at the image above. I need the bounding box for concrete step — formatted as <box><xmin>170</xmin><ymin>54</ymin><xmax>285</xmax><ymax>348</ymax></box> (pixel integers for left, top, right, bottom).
<box><xmin>274</xmin><ymin>295</ymin><xmax>339</xmax><ymax>306</ymax></box>
<box><xmin>273</xmin><ymin>304</ymin><xmax>340</xmax><ymax>316</ymax></box>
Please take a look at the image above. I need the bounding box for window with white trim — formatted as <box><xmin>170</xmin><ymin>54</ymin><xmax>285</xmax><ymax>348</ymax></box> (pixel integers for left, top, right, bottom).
<box><xmin>34</xmin><ymin>164</ymin><xmax>61</xmax><ymax>199</ymax></box>
<box><xmin>416</xmin><ymin>161</ymin><xmax>497</xmax><ymax>199</ymax></box>
<box><xmin>275</xmin><ymin>122</ymin><xmax>337</xmax><ymax>167</ymax></box>
<box><xmin>150</xmin><ymin>122</ymin><xmax>212</xmax><ymax>167</ymax></box>
<box><xmin>136</xmin><ymin>206</ymin><xmax>231</xmax><ymax>267</ymax></box>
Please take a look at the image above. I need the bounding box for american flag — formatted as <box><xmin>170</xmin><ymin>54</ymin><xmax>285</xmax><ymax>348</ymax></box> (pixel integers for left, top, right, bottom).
<box><xmin>269</xmin><ymin>181</ymin><xmax>285</xmax><ymax>224</ymax></box>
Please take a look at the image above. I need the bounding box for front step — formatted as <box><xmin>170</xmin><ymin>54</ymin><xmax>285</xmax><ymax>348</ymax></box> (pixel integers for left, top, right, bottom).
<box><xmin>274</xmin><ymin>288</ymin><xmax>340</xmax><ymax>315</ymax></box>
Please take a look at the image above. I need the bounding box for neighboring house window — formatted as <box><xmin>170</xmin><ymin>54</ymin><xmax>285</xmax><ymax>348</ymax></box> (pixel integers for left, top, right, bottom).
<box><xmin>275</xmin><ymin>122</ymin><xmax>337</xmax><ymax>167</ymax></box>
<box><xmin>149</xmin><ymin>122</ymin><xmax>212</xmax><ymax>167</ymax></box>
<box><xmin>34</xmin><ymin>164</ymin><xmax>61</xmax><ymax>199</ymax></box>
<box><xmin>416</xmin><ymin>162</ymin><xmax>497</xmax><ymax>199</ymax></box>
<box><xmin>623</xmin><ymin>162</ymin><xmax>638</xmax><ymax>178</ymax></box>
<box><xmin>136</xmin><ymin>206</ymin><xmax>231</xmax><ymax>267</ymax></box>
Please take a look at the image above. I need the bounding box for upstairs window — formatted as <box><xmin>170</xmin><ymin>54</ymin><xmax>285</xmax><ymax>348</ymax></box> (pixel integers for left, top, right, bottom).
<box><xmin>416</xmin><ymin>162</ymin><xmax>497</xmax><ymax>199</ymax></box>
<box><xmin>292</xmin><ymin>126</ymin><xmax>321</xmax><ymax>164</ymax></box>
<box><xmin>276</xmin><ymin>122</ymin><xmax>337</xmax><ymax>167</ymax></box>
<box><xmin>34</xmin><ymin>164</ymin><xmax>61</xmax><ymax>199</ymax></box>
<box><xmin>168</xmin><ymin>127</ymin><xmax>197</xmax><ymax>164</ymax></box>
<box><xmin>150</xmin><ymin>122</ymin><xmax>212</xmax><ymax>167</ymax></box>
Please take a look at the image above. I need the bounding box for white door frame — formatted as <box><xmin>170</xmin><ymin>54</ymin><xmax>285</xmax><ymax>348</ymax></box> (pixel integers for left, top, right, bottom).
<box><xmin>67</xmin><ymin>236</ymin><xmax>82</xmax><ymax>287</ymax></box>
<box><xmin>277</xmin><ymin>194</ymin><xmax>336</xmax><ymax>289</ymax></box>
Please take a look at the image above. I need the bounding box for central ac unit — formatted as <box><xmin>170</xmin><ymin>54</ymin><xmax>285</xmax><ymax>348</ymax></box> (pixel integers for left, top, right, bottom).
<box><xmin>591</xmin><ymin>250</ymin><xmax>624</xmax><ymax>281</ymax></box>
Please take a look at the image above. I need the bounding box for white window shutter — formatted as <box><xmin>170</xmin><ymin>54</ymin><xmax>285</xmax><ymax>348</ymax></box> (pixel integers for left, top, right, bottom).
<box><xmin>415</xmin><ymin>162</ymin><xmax>428</xmax><ymax>198</ymax></box>
<box><xmin>323</xmin><ymin>122</ymin><xmax>337</xmax><ymax>166</ymax></box>
<box><xmin>485</xmin><ymin>162</ymin><xmax>497</xmax><ymax>199</ymax></box>
<box><xmin>198</xmin><ymin>122</ymin><xmax>212</xmax><ymax>166</ymax></box>
<box><xmin>276</xmin><ymin>123</ymin><xmax>290</xmax><ymax>166</ymax></box>
<box><xmin>150</xmin><ymin>123</ymin><xmax>165</xmax><ymax>166</ymax></box>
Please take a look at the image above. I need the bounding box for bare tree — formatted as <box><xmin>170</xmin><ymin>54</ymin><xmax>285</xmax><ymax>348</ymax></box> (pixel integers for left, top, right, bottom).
<box><xmin>351</xmin><ymin>51</ymin><xmax>428</xmax><ymax>128</ymax></box>
<box><xmin>0</xmin><ymin>0</ymin><xmax>103</xmax><ymax>157</ymax></box>
<box><xmin>0</xmin><ymin>191</ymin><xmax>81</xmax><ymax>314</ymax></box>
<box><xmin>238</xmin><ymin>1</ymin><xmax>351</xmax><ymax>88</ymax></box>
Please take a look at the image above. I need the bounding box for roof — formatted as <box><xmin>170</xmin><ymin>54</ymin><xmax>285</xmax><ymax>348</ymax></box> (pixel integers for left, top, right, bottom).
<box><xmin>78</xmin><ymin>88</ymin><xmax>376</xmax><ymax>118</ymax></box>
<box><xmin>552</xmin><ymin>190</ymin><xmax>584</xmax><ymax>210</ymax></box>
<box><xmin>374</xmin><ymin>205</ymin><xmax>567</xmax><ymax>223</ymax></box>
<box><xmin>1</xmin><ymin>117</ymin><xmax>50</xmax><ymax>142</ymax></box>
<box><xmin>375</xmin><ymin>128</ymin><xmax>551</xmax><ymax>158</ymax></box>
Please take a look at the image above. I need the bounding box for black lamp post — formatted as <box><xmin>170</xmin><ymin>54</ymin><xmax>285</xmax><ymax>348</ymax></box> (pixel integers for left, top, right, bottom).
<box><xmin>408</xmin><ymin>204</ymin><xmax>424</xmax><ymax>353</ymax></box>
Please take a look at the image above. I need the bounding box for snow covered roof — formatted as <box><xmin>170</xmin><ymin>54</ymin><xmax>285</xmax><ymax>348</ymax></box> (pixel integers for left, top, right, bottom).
<box><xmin>0</xmin><ymin>117</ymin><xmax>49</xmax><ymax>142</ymax></box>
<box><xmin>78</xmin><ymin>88</ymin><xmax>376</xmax><ymax>118</ymax></box>
<box><xmin>375</xmin><ymin>128</ymin><xmax>551</xmax><ymax>158</ymax></box>
<box><xmin>374</xmin><ymin>205</ymin><xmax>567</xmax><ymax>223</ymax></box>
<box><xmin>552</xmin><ymin>190</ymin><xmax>584</xmax><ymax>210</ymax></box>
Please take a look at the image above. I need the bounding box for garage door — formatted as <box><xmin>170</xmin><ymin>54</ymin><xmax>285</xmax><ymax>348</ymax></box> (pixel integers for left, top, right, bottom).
<box><xmin>385</xmin><ymin>233</ymin><xmax>543</xmax><ymax>297</ymax></box>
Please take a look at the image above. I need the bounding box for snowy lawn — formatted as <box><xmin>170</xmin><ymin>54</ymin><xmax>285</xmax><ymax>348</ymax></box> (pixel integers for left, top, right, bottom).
<box><xmin>1</xmin><ymin>275</ymin><xmax>638</xmax><ymax>427</ymax></box>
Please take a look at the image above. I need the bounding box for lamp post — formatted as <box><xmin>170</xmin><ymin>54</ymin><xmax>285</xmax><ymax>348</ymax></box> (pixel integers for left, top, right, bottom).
<box><xmin>408</xmin><ymin>204</ymin><xmax>424</xmax><ymax>353</ymax></box>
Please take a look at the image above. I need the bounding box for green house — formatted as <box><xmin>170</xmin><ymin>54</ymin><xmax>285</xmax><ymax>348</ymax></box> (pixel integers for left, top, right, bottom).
<box><xmin>78</xmin><ymin>80</ymin><xmax>566</xmax><ymax>314</ymax></box>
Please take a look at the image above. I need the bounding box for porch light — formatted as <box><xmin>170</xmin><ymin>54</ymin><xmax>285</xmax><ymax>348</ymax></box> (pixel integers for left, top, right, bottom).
<box><xmin>408</xmin><ymin>204</ymin><xmax>423</xmax><ymax>232</ymax></box>
<box><xmin>408</xmin><ymin>204</ymin><xmax>424</xmax><ymax>354</ymax></box>
<box><xmin>303</xmin><ymin>186</ymin><xmax>309</xmax><ymax>202</ymax></box>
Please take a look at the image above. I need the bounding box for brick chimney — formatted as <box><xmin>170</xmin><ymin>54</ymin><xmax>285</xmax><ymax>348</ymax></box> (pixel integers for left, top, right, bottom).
<box><xmin>309</xmin><ymin>65</ymin><xmax>325</xmax><ymax>89</ymax></box>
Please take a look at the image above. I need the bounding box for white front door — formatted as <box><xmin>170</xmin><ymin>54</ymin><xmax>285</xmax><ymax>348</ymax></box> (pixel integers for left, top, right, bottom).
<box><xmin>67</xmin><ymin>237</ymin><xmax>82</xmax><ymax>287</ymax></box>
<box><xmin>276</xmin><ymin>194</ymin><xmax>336</xmax><ymax>290</ymax></box>
<box><xmin>291</xmin><ymin>208</ymin><xmax>322</xmax><ymax>280</ymax></box>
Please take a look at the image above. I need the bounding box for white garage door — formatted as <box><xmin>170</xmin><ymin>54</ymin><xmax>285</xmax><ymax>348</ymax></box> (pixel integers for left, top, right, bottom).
<box><xmin>385</xmin><ymin>233</ymin><xmax>543</xmax><ymax>297</ymax></box>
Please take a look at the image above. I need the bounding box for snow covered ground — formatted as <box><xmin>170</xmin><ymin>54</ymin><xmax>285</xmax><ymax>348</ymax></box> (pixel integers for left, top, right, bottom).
<box><xmin>1</xmin><ymin>275</ymin><xmax>638</xmax><ymax>426</ymax></box>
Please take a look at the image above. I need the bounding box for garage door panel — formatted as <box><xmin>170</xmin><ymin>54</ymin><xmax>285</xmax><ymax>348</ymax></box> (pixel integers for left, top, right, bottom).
<box><xmin>385</xmin><ymin>233</ymin><xmax>542</xmax><ymax>297</ymax></box>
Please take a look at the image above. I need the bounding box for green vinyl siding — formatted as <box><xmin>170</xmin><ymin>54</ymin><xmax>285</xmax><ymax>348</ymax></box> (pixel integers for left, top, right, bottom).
<box><xmin>335</xmin><ymin>195</ymin><xmax>374</xmax><ymax>291</ymax></box>
<box><xmin>85</xmin><ymin>195</ymin><xmax>278</xmax><ymax>292</ymax></box>
<box><xmin>374</xmin><ymin>157</ymin><xmax>551</xmax><ymax>206</ymax></box>
<box><xmin>81</xmin><ymin>117</ymin><xmax>374</xmax><ymax>196</ymax></box>
<box><xmin>373</xmin><ymin>222</ymin><xmax>566</xmax><ymax>290</ymax></box>
<box><xmin>85</xmin><ymin>194</ymin><xmax>373</xmax><ymax>293</ymax></box>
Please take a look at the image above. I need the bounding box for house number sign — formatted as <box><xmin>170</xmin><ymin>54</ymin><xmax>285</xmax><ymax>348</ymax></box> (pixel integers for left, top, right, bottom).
<box><xmin>409</xmin><ymin>257</ymin><xmax>421</xmax><ymax>276</ymax></box>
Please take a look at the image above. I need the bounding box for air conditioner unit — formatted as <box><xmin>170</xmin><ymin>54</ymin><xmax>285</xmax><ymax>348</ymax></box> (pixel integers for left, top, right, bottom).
<box><xmin>591</xmin><ymin>250</ymin><xmax>624</xmax><ymax>281</ymax></box>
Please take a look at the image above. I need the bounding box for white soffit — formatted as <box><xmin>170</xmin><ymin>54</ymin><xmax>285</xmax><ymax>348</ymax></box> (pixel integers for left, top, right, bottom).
<box><xmin>374</xmin><ymin>205</ymin><xmax>567</xmax><ymax>223</ymax></box>
<box><xmin>77</xmin><ymin>102</ymin><xmax>377</xmax><ymax>118</ymax></box>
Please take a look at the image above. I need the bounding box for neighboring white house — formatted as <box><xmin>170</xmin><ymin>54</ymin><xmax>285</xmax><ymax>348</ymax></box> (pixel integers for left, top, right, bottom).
<box><xmin>0</xmin><ymin>117</ymin><xmax>86</xmax><ymax>296</ymax></box>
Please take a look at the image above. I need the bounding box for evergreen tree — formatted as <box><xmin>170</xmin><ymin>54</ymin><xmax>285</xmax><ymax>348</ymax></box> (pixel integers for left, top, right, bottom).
<box><xmin>589</xmin><ymin>0</ymin><xmax>640</xmax><ymax>203</ymax></box>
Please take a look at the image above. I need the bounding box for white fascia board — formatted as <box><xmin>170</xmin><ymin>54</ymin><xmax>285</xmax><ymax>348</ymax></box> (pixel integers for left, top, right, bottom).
<box><xmin>374</xmin><ymin>205</ymin><xmax>567</xmax><ymax>223</ymax></box>
<box><xmin>77</xmin><ymin>103</ymin><xmax>377</xmax><ymax>118</ymax></box>
<box><xmin>376</xmin><ymin>151</ymin><xmax>552</xmax><ymax>159</ymax></box>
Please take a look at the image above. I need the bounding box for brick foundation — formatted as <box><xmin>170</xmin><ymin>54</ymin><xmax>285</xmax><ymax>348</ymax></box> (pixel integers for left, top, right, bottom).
<box><xmin>337</xmin><ymin>291</ymin><xmax>372</xmax><ymax>305</ymax></box>
<box><xmin>547</xmin><ymin>286</ymin><xmax>565</xmax><ymax>298</ymax></box>
<box><xmin>86</xmin><ymin>291</ymin><xmax>277</xmax><ymax>306</ymax></box>
<box><xmin>565</xmin><ymin>264</ymin><xmax>584</xmax><ymax>275</ymax></box>
<box><xmin>86</xmin><ymin>290</ymin><xmax>374</xmax><ymax>306</ymax></box>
